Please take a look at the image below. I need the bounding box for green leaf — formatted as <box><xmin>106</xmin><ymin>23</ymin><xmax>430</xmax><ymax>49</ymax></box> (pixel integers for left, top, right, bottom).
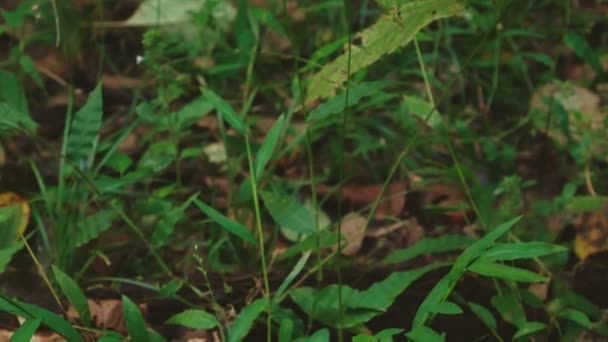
<box><xmin>290</xmin><ymin>264</ymin><xmax>443</xmax><ymax>328</ymax></box>
<box><xmin>52</xmin><ymin>266</ymin><xmax>91</xmax><ymax>326</ymax></box>
<box><xmin>0</xmin><ymin>242</ymin><xmax>24</xmax><ymax>273</ymax></box>
<box><xmin>512</xmin><ymin>321</ymin><xmax>546</xmax><ymax>340</ymax></box>
<box><xmin>376</xmin><ymin>328</ymin><xmax>404</xmax><ymax>342</ymax></box>
<box><xmin>413</xmin><ymin>216</ymin><xmax>522</xmax><ymax>327</ymax></box>
<box><xmin>122</xmin><ymin>295</ymin><xmax>148</xmax><ymax>342</ymax></box>
<box><xmin>405</xmin><ymin>326</ymin><xmax>444</xmax><ymax>342</ymax></box>
<box><xmin>278</xmin><ymin>318</ymin><xmax>294</xmax><ymax>342</ymax></box>
<box><xmin>125</xmin><ymin>0</ymin><xmax>234</xmax><ymax>26</ymax></box>
<box><xmin>152</xmin><ymin>193</ymin><xmax>197</xmax><ymax>247</ymax></box>
<box><xmin>194</xmin><ymin>199</ymin><xmax>256</xmax><ymax>243</ymax></box>
<box><xmin>353</xmin><ymin>335</ymin><xmax>377</xmax><ymax>342</ymax></box>
<box><xmin>307</xmin><ymin>81</ymin><xmax>387</xmax><ymax>122</ymax></box>
<box><xmin>274</xmin><ymin>251</ymin><xmax>311</xmax><ymax>301</ymax></box>
<box><xmin>73</xmin><ymin>210</ymin><xmax>115</xmax><ymax>249</ymax></box>
<box><xmin>261</xmin><ymin>191</ymin><xmax>316</xmax><ymax>235</ymax></box>
<box><xmin>563</xmin><ymin>32</ymin><xmax>603</xmax><ymax>74</ymax></box>
<box><xmin>0</xmin><ymin>296</ymin><xmax>84</xmax><ymax>342</ymax></box>
<box><xmin>10</xmin><ymin>318</ymin><xmax>41</xmax><ymax>342</ymax></box>
<box><xmin>491</xmin><ymin>292</ymin><xmax>526</xmax><ymax>328</ymax></box>
<box><xmin>479</xmin><ymin>242</ymin><xmax>567</xmax><ymax>263</ymax></box>
<box><xmin>566</xmin><ymin>196</ymin><xmax>608</xmax><ymax>212</ymax></box>
<box><xmin>279</xmin><ymin>230</ymin><xmax>341</xmax><ymax>260</ymax></box>
<box><xmin>0</xmin><ymin>70</ymin><xmax>35</xmax><ymax>135</ymax></box>
<box><xmin>66</xmin><ymin>83</ymin><xmax>103</xmax><ymax>173</ymax></box>
<box><xmin>163</xmin><ymin>95</ymin><xmax>214</xmax><ymax>130</ymax></box>
<box><xmin>430</xmin><ymin>301</ymin><xmax>462</xmax><ymax>315</ymax></box>
<box><xmin>165</xmin><ymin>309</ymin><xmax>219</xmax><ymax>329</ymax></box>
<box><xmin>403</xmin><ymin>95</ymin><xmax>442</xmax><ymax>128</ymax></box>
<box><xmin>468</xmin><ymin>302</ymin><xmax>496</xmax><ymax>329</ymax></box>
<box><xmin>305</xmin><ymin>0</ymin><xmax>465</xmax><ymax>103</ymax></box>
<box><xmin>201</xmin><ymin>88</ymin><xmax>246</xmax><ymax>134</ymax></box>
<box><xmin>294</xmin><ymin>328</ymin><xmax>329</xmax><ymax>342</ymax></box>
<box><xmin>468</xmin><ymin>262</ymin><xmax>548</xmax><ymax>283</ymax></box>
<box><xmin>255</xmin><ymin>114</ymin><xmax>285</xmax><ymax>180</ymax></box>
<box><xmin>138</xmin><ymin>140</ymin><xmax>178</xmax><ymax>172</ymax></box>
<box><xmin>228</xmin><ymin>298</ymin><xmax>268</xmax><ymax>342</ymax></box>
<box><xmin>558</xmin><ymin>308</ymin><xmax>592</xmax><ymax>329</ymax></box>
<box><xmin>384</xmin><ymin>234</ymin><xmax>472</xmax><ymax>264</ymax></box>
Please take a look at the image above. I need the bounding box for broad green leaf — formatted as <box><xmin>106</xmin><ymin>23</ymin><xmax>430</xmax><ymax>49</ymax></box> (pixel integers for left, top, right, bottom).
<box><xmin>255</xmin><ymin>114</ymin><xmax>285</xmax><ymax>180</ymax></box>
<box><xmin>125</xmin><ymin>0</ymin><xmax>235</xmax><ymax>26</ymax></box>
<box><xmin>290</xmin><ymin>263</ymin><xmax>443</xmax><ymax>328</ymax></box>
<box><xmin>352</xmin><ymin>335</ymin><xmax>376</xmax><ymax>342</ymax></box>
<box><xmin>10</xmin><ymin>318</ymin><xmax>41</xmax><ymax>342</ymax></box>
<box><xmin>0</xmin><ymin>242</ymin><xmax>24</xmax><ymax>273</ymax></box>
<box><xmin>294</xmin><ymin>328</ymin><xmax>329</xmax><ymax>342</ymax></box>
<box><xmin>307</xmin><ymin>82</ymin><xmax>387</xmax><ymax>122</ymax></box>
<box><xmin>279</xmin><ymin>230</ymin><xmax>341</xmax><ymax>260</ymax></box>
<box><xmin>201</xmin><ymin>88</ymin><xmax>246</xmax><ymax>134</ymax></box>
<box><xmin>305</xmin><ymin>0</ymin><xmax>465</xmax><ymax>104</ymax></box>
<box><xmin>468</xmin><ymin>302</ymin><xmax>496</xmax><ymax>329</ymax></box>
<box><xmin>274</xmin><ymin>251</ymin><xmax>311</xmax><ymax>301</ymax></box>
<box><xmin>73</xmin><ymin>210</ymin><xmax>115</xmax><ymax>249</ymax></box>
<box><xmin>261</xmin><ymin>191</ymin><xmax>316</xmax><ymax>235</ymax></box>
<box><xmin>384</xmin><ymin>234</ymin><xmax>472</xmax><ymax>264</ymax></box>
<box><xmin>194</xmin><ymin>199</ymin><xmax>256</xmax><ymax>243</ymax></box>
<box><xmin>558</xmin><ymin>308</ymin><xmax>592</xmax><ymax>329</ymax></box>
<box><xmin>138</xmin><ymin>140</ymin><xmax>178</xmax><ymax>172</ymax></box>
<box><xmin>405</xmin><ymin>326</ymin><xmax>444</xmax><ymax>342</ymax></box>
<box><xmin>278</xmin><ymin>318</ymin><xmax>294</xmax><ymax>342</ymax></box>
<box><xmin>0</xmin><ymin>70</ymin><xmax>35</xmax><ymax>135</ymax></box>
<box><xmin>52</xmin><ymin>266</ymin><xmax>91</xmax><ymax>326</ymax></box>
<box><xmin>413</xmin><ymin>216</ymin><xmax>522</xmax><ymax>327</ymax></box>
<box><xmin>563</xmin><ymin>32</ymin><xmax>603</xmax><ymax>74</ymax></box>
<box><xmin>162</xmin><ymin>95</ymin><xmax>214</xmax><ymax>130</ymax></box>
<box><xmin>479</xmin><ymin>242</ymin><xmax>567</xmax><ymax>263</ymax></box>
<box><xmin>0</xmin><ymin>296</ymin><xmax>84</xmax><ymax>342</ymax></box>
<box><xmin>468</xmin><ymin>262</ymin><xmax>548</xmax><ymax>283</ymax></box>
<box><xmin>403</xmin><ymin>95</ymin><xmax>442</xmax><ymax>128</ymax></box>
<box><xmin>566</xmin><ymin>196</ymin><xmax>608</xmax><ymax>212</ymax></box>
<box><xmin>491</xmin><ymin>292</ymin><xmax>526</xmax><ymax>328</ymax></box>
<box><xmin>122</xmin><ymin>295</ymin><xmax>148</xmax><ymax>342</ymax></box>
<box><xmin>228</xmin><ymin>298</ymin><xmax>268</xmax><ymax>342</ymax></box>
<box><xmin>66</xmin><ymin>83</ymin><xmax>103</xmax><ymax>173</ymax></box>
<box><xmin>165</xmin><ymin>309</ymin><xmax>219</xmax><ymax>329</ymax></box>
<box><xmin>429</xmin><ymin>301</ymin><xmax>462</xmax><ymax>315</ymax></box>
<box><xmin>159</xmin><ymin>280</ymin><xmax>184</xmax><ymax>297</ymax></box>
<box><xmin>376</xmin><ymin>328</ymin><xmax>404</xmax><ymax>342</ymax></box>
<box><xmin>512</xmin><ymin>321</ymin><xmax>546</xmax><ymax>340</ymax></box>
<box><xmin>152</xmin><ymin>193</ymin><xmax>197</xmax><ymax>247</ymax></box>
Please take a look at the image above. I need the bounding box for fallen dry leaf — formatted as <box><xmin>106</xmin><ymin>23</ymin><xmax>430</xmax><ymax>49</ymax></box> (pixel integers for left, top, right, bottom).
<box><xmin>340</xmin><ymin>212</ymin><xmax>367</xmax><ymax>256</ymax></box>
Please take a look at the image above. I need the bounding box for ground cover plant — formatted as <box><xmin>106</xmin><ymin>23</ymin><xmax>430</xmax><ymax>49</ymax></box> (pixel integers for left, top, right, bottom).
<box><xmin>1</xmin><ymin>0</ymin><xmax>608</xmax><ymax>341</ymax></box>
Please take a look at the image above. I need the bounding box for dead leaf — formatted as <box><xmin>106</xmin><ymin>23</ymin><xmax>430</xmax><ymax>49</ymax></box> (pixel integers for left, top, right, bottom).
<box><xmin>340</xmin><ymin>212</ymin><xmax>366</xmax><ymax>256</ymax></box>
<box><xmin>574</xmin><ymin>209</ymin><xmax>608</xmax><ymax>260</ymax></box>
<box><xmin>0</xmin><ymin>192</ymin><xmax>30</xmax><ymax>238</ymax></box>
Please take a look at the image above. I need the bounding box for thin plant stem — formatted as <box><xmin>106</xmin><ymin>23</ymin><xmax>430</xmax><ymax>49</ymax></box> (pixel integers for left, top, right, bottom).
<box><xmin>245</xmin><ymin>135</ymin><xmax>272</xmax><ymax>342</ymax></box>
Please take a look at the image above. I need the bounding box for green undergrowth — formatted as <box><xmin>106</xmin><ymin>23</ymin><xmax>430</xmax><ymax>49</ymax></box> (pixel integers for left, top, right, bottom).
<box><xmin>1</xmin><ymin>0</ymin><xmax>607</xmax><ymax>341</ymax></box>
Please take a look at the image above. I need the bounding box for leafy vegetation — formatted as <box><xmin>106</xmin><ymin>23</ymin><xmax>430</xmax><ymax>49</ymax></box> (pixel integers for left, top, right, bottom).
<box><xmin>1</xmin><ymin>0</ymin><xmax>607</xmax><ymax>341</ymax></box>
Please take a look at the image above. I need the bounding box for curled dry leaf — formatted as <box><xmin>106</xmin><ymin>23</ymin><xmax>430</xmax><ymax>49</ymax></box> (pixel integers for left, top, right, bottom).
<box><xmin>340</xmin><ymin>212</ymin><xmax>367</xmax><ymax>256</ymax></box>
<box><xmin>67</xmin><ymin>299</ymin><xmax>129</xmax><ymax>333</ymax></box>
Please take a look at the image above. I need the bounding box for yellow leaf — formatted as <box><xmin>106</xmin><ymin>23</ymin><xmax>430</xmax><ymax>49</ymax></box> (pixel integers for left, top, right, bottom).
<box><xmin>0</xmin><ymin>192</ymin><xmax>30</xmax><ymax>238</ymax></box>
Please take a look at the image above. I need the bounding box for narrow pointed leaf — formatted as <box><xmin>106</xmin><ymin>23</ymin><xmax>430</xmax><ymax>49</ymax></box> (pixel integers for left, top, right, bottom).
<box><xmin>468</xmin><ymin>262</ymin><xmax>548</xmax><ymax>283</ymax></box>
<box><xmin>201</xmin><ymin>88</ymin><xmax>246</xmax><ymax>134</ymax></box>
<box><xmin>194</xmin><ymin>199</ymin><xmax>256</xmax><ymax>244</ymax></box>
<box><xmin>52</xmin><ymin>266</ymin><xmax>91</xmax><ymax>326</ymax></box>
<box><xmin>255</xmin><ymin>114</ymin><xmax>285</xmax><ymax>179</ymax></box>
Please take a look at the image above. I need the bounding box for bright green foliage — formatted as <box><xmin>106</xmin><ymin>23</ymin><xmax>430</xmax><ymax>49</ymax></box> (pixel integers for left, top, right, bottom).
<box><xmin>65</xmin><ymin>83</ymin><xmax>103</xmax><ymax>174</ymax></box>
<box><xmin>9</xmin><ymin>318</ymin><xmax>41</xmax><ymax>342</ymax></box>
<box><xmin>290</xmin><ymin>263</ymin><xmax>443</xmax><ymax>328</ymax></box>
<box><xmin>255</xmin><ymin>114</ymin><xmax>286</xmax><ymax>180</ymax></box>
<box><xmin>122</xmin><ymin>295</ymin><xmax>149</xmax><ymax>342</ymax></box>
<box><xmin>261</xmin><ymin>191</ymin><xmax>317</xmax><ymax>235</ymax></box>
<box><xmin>0</xmin><ymin>296</ymin><xmax>84</xmax><ymax>342</ymax></box>
<box><xmin>194</xmin><ymin>199</ymin><xmax>257</xmax><ymax>243</ymax></box>
<box><xmin>384</xmin><ymin>234</ymin><xmax>473</xmax><ymax>264</ymax></box>
<box><xmin>165</xmin><ymin>309</ymin><xmax>219</xmax><ymax>329</ymax></box>
<box><xmin>228</xmin><ymin>298</ymin><xmax>269</xmax><ymax>342</ymax></box>
<box><xmin>52</xmin><ymin>266</ymin><xmax>91</xmax><ymax>326</ymax></box>
<box><xmin>306</xmin><ymin>0</ymin><xmax>465</xmax><ymax>104</ymax></box>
